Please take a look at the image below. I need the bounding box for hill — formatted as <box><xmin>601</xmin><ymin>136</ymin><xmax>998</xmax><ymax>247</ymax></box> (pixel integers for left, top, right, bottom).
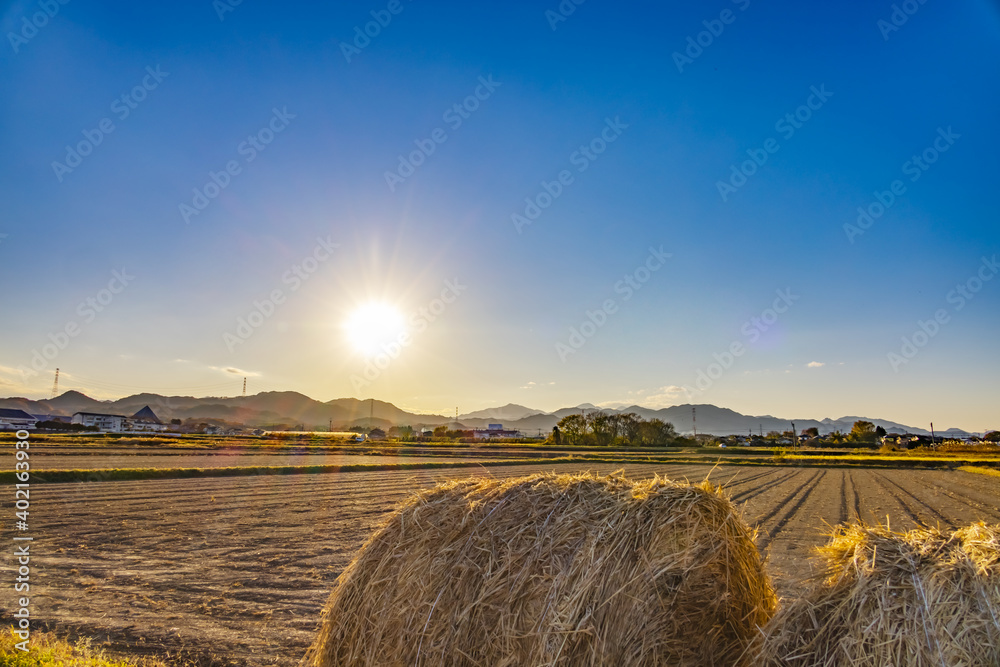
<box><xmin>0</xmin><ymin>392</ymin><xmax>976</xmax><ymax>437</ymax></box>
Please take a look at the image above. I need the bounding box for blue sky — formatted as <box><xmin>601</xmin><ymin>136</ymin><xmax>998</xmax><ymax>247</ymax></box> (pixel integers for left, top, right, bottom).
<box><xmin>1</xmin><ymin>0</ymin><xmax>998</xmax><ymax>431</ymax></box>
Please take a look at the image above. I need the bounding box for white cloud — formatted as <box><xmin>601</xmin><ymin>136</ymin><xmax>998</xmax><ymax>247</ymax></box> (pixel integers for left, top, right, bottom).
<box><xmin>807</xmin><ymin>361</ymin><xmax>825</xmax><ymax>368</ymax></box>
<box><xmin>209</xmin><ymin>365</ymin><xmax>261</xmax><ymax>377</ymax></box>
<box><xmin>600</xmin><ymin>385</ymin><xmax>691</xmax><ymax>410</ymax></box>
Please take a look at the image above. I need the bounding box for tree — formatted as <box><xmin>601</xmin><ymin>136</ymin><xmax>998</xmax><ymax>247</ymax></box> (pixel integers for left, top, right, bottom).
<box><xmin>636</xmin><ymin>419</ymin><xmax>676</xmax><ymax>446</ymax></box>
<box><xmin>432</xmin><ymin>425</ymin><xmax>447</xmax><ymax>438</ymax></box>
<box><xmin>588</xmin><ymin>412</ymin><xmax>615</xmax><ymax>446</ymax></box>
<box><xmin>802</xmin><ymin>427</ymin><xmax>819</xmax><ymax>438</ymax></box>
<box><xmin>616</xmin><ymin>412</ymin><xmax>642</xmax><ymax>444</ymax></box>
<box><xmin>875</xmin><ymin>425</ymin><xmax>887</xmax><ymax>438</ymax></box>
<box><xmin>848</xmin><ymin>420</ymin><xmax>877</xmax><ymax>444</ymax></box>
<box><xmin>983</xmin><ymin>431</ymin><xmax>999</xmax><ymax>442</ymax></box>
<box><xmin>550</xmin><ymin>426</ymin><xmax>562</xmax><ymax>445</ymax></box>
<box><xmin>556</xmin><ymin>414</ymin><xmax>589</xmax><ymax>445</ymax></box>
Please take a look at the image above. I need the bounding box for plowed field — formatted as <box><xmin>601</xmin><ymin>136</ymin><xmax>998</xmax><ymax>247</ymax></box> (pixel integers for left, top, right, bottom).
<box><xmin>8</xmin><ymin>463</ymin><xmax>999</xmax><ymax>665</ymax></box>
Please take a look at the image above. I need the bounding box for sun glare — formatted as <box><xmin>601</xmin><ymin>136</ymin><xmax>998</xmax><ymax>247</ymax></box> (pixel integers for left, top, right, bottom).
<box><xmin>344</xmin><ymin>303</ymin><xmax>407</xmax><ymax>357</ymax></box>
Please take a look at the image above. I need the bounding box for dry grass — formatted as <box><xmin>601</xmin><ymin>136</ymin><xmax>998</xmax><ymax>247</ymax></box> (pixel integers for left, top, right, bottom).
<box><xmin>0</xmin><ymin>627</ymin><xmax>167</xmax><ymax>666</ymax></box>
<box><xmin>756</xmin><ymin>521</ymin><xmax>1000</xmax><ymax>666</ymax></box>
<box><xmin>959</xmin><ymin>465</ymin><xmax>1000</xmax><ymax>479</ymax></box>
<box><xmin>303</xmin><ymin>471</ymin><xmax>776</xmax><ymax>666</ymax></box>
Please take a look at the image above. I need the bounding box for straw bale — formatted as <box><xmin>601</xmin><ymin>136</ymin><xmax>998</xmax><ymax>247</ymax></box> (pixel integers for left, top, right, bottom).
<box><xmin>757</xmin><ymin>521</ymin><xmax>1000</xmax><ymax>666</ymax></box>
<box><xmin>303</xmin><ymin>471</ymin><xmax>775</xmax><ymax>666</ymax></box>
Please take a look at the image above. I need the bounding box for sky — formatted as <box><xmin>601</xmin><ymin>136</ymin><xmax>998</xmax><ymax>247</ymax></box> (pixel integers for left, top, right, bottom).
<box><xmin>1</xmin><ymin>0</ymin><xmax>998</xmax><ymax>432</ymax></box>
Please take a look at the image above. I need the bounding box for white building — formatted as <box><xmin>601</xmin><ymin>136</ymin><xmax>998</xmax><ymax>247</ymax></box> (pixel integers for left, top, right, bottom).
<box><xmin>72</xmin><ymin>412</ymin><xmax>127</xmax><ymax>432</ymax></box>
<box><xmin>473</xmin><ymin>423</ymin><xmax>521</xmax><ymax>440</ymax></box>
<box><xmin>0</xmin><ymin>409</ymin><xmax>38</xmax><ymax>430</ymax></box>
<box><xmin>128</xmin><ymin>406</ymin><xmax>169</xmax><ymax>432</ymax></box>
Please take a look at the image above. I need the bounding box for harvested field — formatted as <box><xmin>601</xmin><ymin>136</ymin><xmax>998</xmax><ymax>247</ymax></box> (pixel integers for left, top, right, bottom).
<box><xmin>15</xmin><ymin>452</ymin><xmax>458</xmax><ymax>471</ymax></box>
<box><xmin>5</xmin><ymin>463</ymin><xmax>998</xmax><ymax>665</ymax></box>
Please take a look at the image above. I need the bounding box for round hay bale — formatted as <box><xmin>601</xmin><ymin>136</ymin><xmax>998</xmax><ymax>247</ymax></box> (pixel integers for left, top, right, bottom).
<box><xmin>756</xmin><ymin>521</ymin><xmax>1000</xmax><ymax>666</ymax></box>
<box><xmin>302</xmin><ymin>471</ymin><xmax>775</xmax><ymax>666</ymax></box>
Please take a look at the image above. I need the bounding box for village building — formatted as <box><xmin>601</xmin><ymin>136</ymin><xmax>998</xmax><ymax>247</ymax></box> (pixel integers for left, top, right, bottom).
<box><xmin>72</xmin><ymin>411</ymin><xmax>128</xmax><ymax>432</ymax></box>
<box><xmin>473</xmin><ymin>423</ymin><xmax>521</xmax><ymax>440</ymax></box>
<box><xmin>129</xmin><ymin>406</ymin><xmax>169</xmax><ymax>432</ymax></box>
<box><xmin>0</xmin><ymin>408</ymin><xmax>38</xmax><ymax>430</ymax></box>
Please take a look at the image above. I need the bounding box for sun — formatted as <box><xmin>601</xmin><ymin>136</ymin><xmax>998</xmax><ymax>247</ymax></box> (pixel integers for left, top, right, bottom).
<box><xmin>344</xmin><ymin>303</ymin><xmax>407</xmax><ymax>357</ymax></box>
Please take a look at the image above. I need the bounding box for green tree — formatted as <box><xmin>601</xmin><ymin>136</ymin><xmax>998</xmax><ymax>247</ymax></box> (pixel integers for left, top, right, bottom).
<box><xmin>615</xmin><ymin>412</ymin><xmax>642</xmax><ymax>444</ymax></box>
<box><xmin>636</xmin><ymin>419</ymin><xmax>677</xmax><ymax>446</ymax></box>
<box><xmin>848</xmin><ymin>420</ymin><xmax>877</xmax><ymax>444</ymax></box>
<box><xmin>588</xmin><ymin>412</ymin><xmax>615</xmax><ymax>446</ymax></box>
<box><xmin>556</xmin><ymin>414</ymin><xmax>589</xmax><ymax>445</ymax></box>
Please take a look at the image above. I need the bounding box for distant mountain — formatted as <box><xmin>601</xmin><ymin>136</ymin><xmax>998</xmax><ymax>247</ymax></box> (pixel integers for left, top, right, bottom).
<box><xmin>0</xmin><ymin>391</ymin><xmax>979</xmax><ymax>437</ymax></box>
<box><xmin>0</xmin><ymin>391</ymin><xmax>447</xmax><ymax>429</ymax></box>
<box><xmin>458</xmin><ymin>404</ymin><xmax>543</xmax><ymax>421</ymax></box>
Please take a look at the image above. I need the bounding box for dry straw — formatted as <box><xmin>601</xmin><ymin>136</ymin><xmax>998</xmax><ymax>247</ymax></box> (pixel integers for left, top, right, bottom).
<box><xmin>302</xmin><ymin>471</ymin><xmax>775</xmax><ymax>666</ymax></box>
<box><xmin>757</xmin><ymin>521</ymin><xmax>1000</xmax><ymax>666</ymax></box>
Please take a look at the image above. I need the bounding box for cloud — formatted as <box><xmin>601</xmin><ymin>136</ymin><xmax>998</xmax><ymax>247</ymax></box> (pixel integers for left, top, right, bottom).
<box><xmin>519</xmin><ymin>381</ymin><xmax>536</xmax><ymax>390</ymax></box>
<box><xmin>807</xmin><ymin>361</ymin><xmax>825</xmax><ymax>368</ymax></box>
<box><xmin>209</xmin><ymin>365</ymin><xmax>260</xmax><ymax>377</ymax></box>
<box><xmin>601</xmin><ymin>385</ymin><xmax>691</xmax><ymax>410</ymax></box>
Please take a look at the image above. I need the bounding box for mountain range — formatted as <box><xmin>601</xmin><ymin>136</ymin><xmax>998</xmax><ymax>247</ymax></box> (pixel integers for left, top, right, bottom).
<box><xmin>0</xmin><ymin>391</ymin><xmax>980</xmax><ymax>437</ymax></box>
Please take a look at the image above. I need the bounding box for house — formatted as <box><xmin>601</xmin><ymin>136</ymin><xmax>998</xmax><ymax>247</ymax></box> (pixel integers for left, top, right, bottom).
<box><xmin>473</xmin><ymin>423</ymin><xmax>521</xmax><ymax>440</ymax></box>
<box><xmin>0</xmin><ymin>409</ymin><xmax>38</xmax><ymax>430</ymax></box>
<box><xmin>72</xmin><ymin>412</ymin><xmax>127</xmax><ymax>432</ymax></box>
<box><xmin>368</xmin><ymin>428</ymin><xmax>386</xmax><ymax>441</ymax></box>
<box><xmin>128</xmin><ymin>406</ymin><xmax>169</xmax><ymax>432</ymax></box>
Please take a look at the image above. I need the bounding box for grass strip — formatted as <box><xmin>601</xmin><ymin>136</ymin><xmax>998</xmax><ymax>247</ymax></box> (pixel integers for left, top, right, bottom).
<box><xmin>3</xmin><ymin>453</ymin><xmax>996</xmax><ymax>484</ymax></box>
<box><xmin>958</xmin><ymin>465</ymin><xmax>1000</xmax><ymax>479</ymax></box>
<box><xmin>0</xmin><ymin>627</ymin><xmax>166</xmax><ymax>666</ymax></box>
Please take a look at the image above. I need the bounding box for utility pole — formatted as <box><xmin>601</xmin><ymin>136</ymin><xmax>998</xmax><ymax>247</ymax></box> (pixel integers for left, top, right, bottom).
<box><xmin>791</xmin><ymin>421</ymin><xmax>797</xmax><ymax>447</ymax></box>
<box><xmin>51</xmin><ymin>368</ymin><xmax>60</xmax><ymax>398</ymax></box>
<box><xmin>692</xmin><ymin>406</ymin><xmax>697</xmax><ymax>439</ymax></box>
<box><xmin>930</xmin><ymin>422</ymin><xmax>935</xmax><ymax>444</ymax></box>
<box><xmin>370</xmin><ymin>398</ymin><xmax>374</xmax><ymax>429</ymax></box>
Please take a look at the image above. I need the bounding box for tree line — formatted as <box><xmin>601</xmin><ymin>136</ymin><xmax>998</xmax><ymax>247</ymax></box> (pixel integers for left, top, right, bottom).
<box><xmin>551</xmin><ymin>412</ymin><xmax>682</xmax><ymax>447</ymax></box>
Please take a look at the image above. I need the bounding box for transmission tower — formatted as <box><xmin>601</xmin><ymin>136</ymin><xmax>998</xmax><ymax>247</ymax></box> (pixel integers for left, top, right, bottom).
<box><xmin>242</xmin><ymin>377</ymin><xmax>247</xmax><ymax>397</ymax></box>
<box><xmin>51</xmin><ymin>368</ymin><xmax>60</xmax><ymax>398</ymax></box>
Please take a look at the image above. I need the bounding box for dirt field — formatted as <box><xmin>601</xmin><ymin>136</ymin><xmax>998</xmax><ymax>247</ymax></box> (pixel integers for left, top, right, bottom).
<box><xmin>8</xmin><ymin>463</ymin><xmax>999</xmax><ymax>665</ymax></box>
